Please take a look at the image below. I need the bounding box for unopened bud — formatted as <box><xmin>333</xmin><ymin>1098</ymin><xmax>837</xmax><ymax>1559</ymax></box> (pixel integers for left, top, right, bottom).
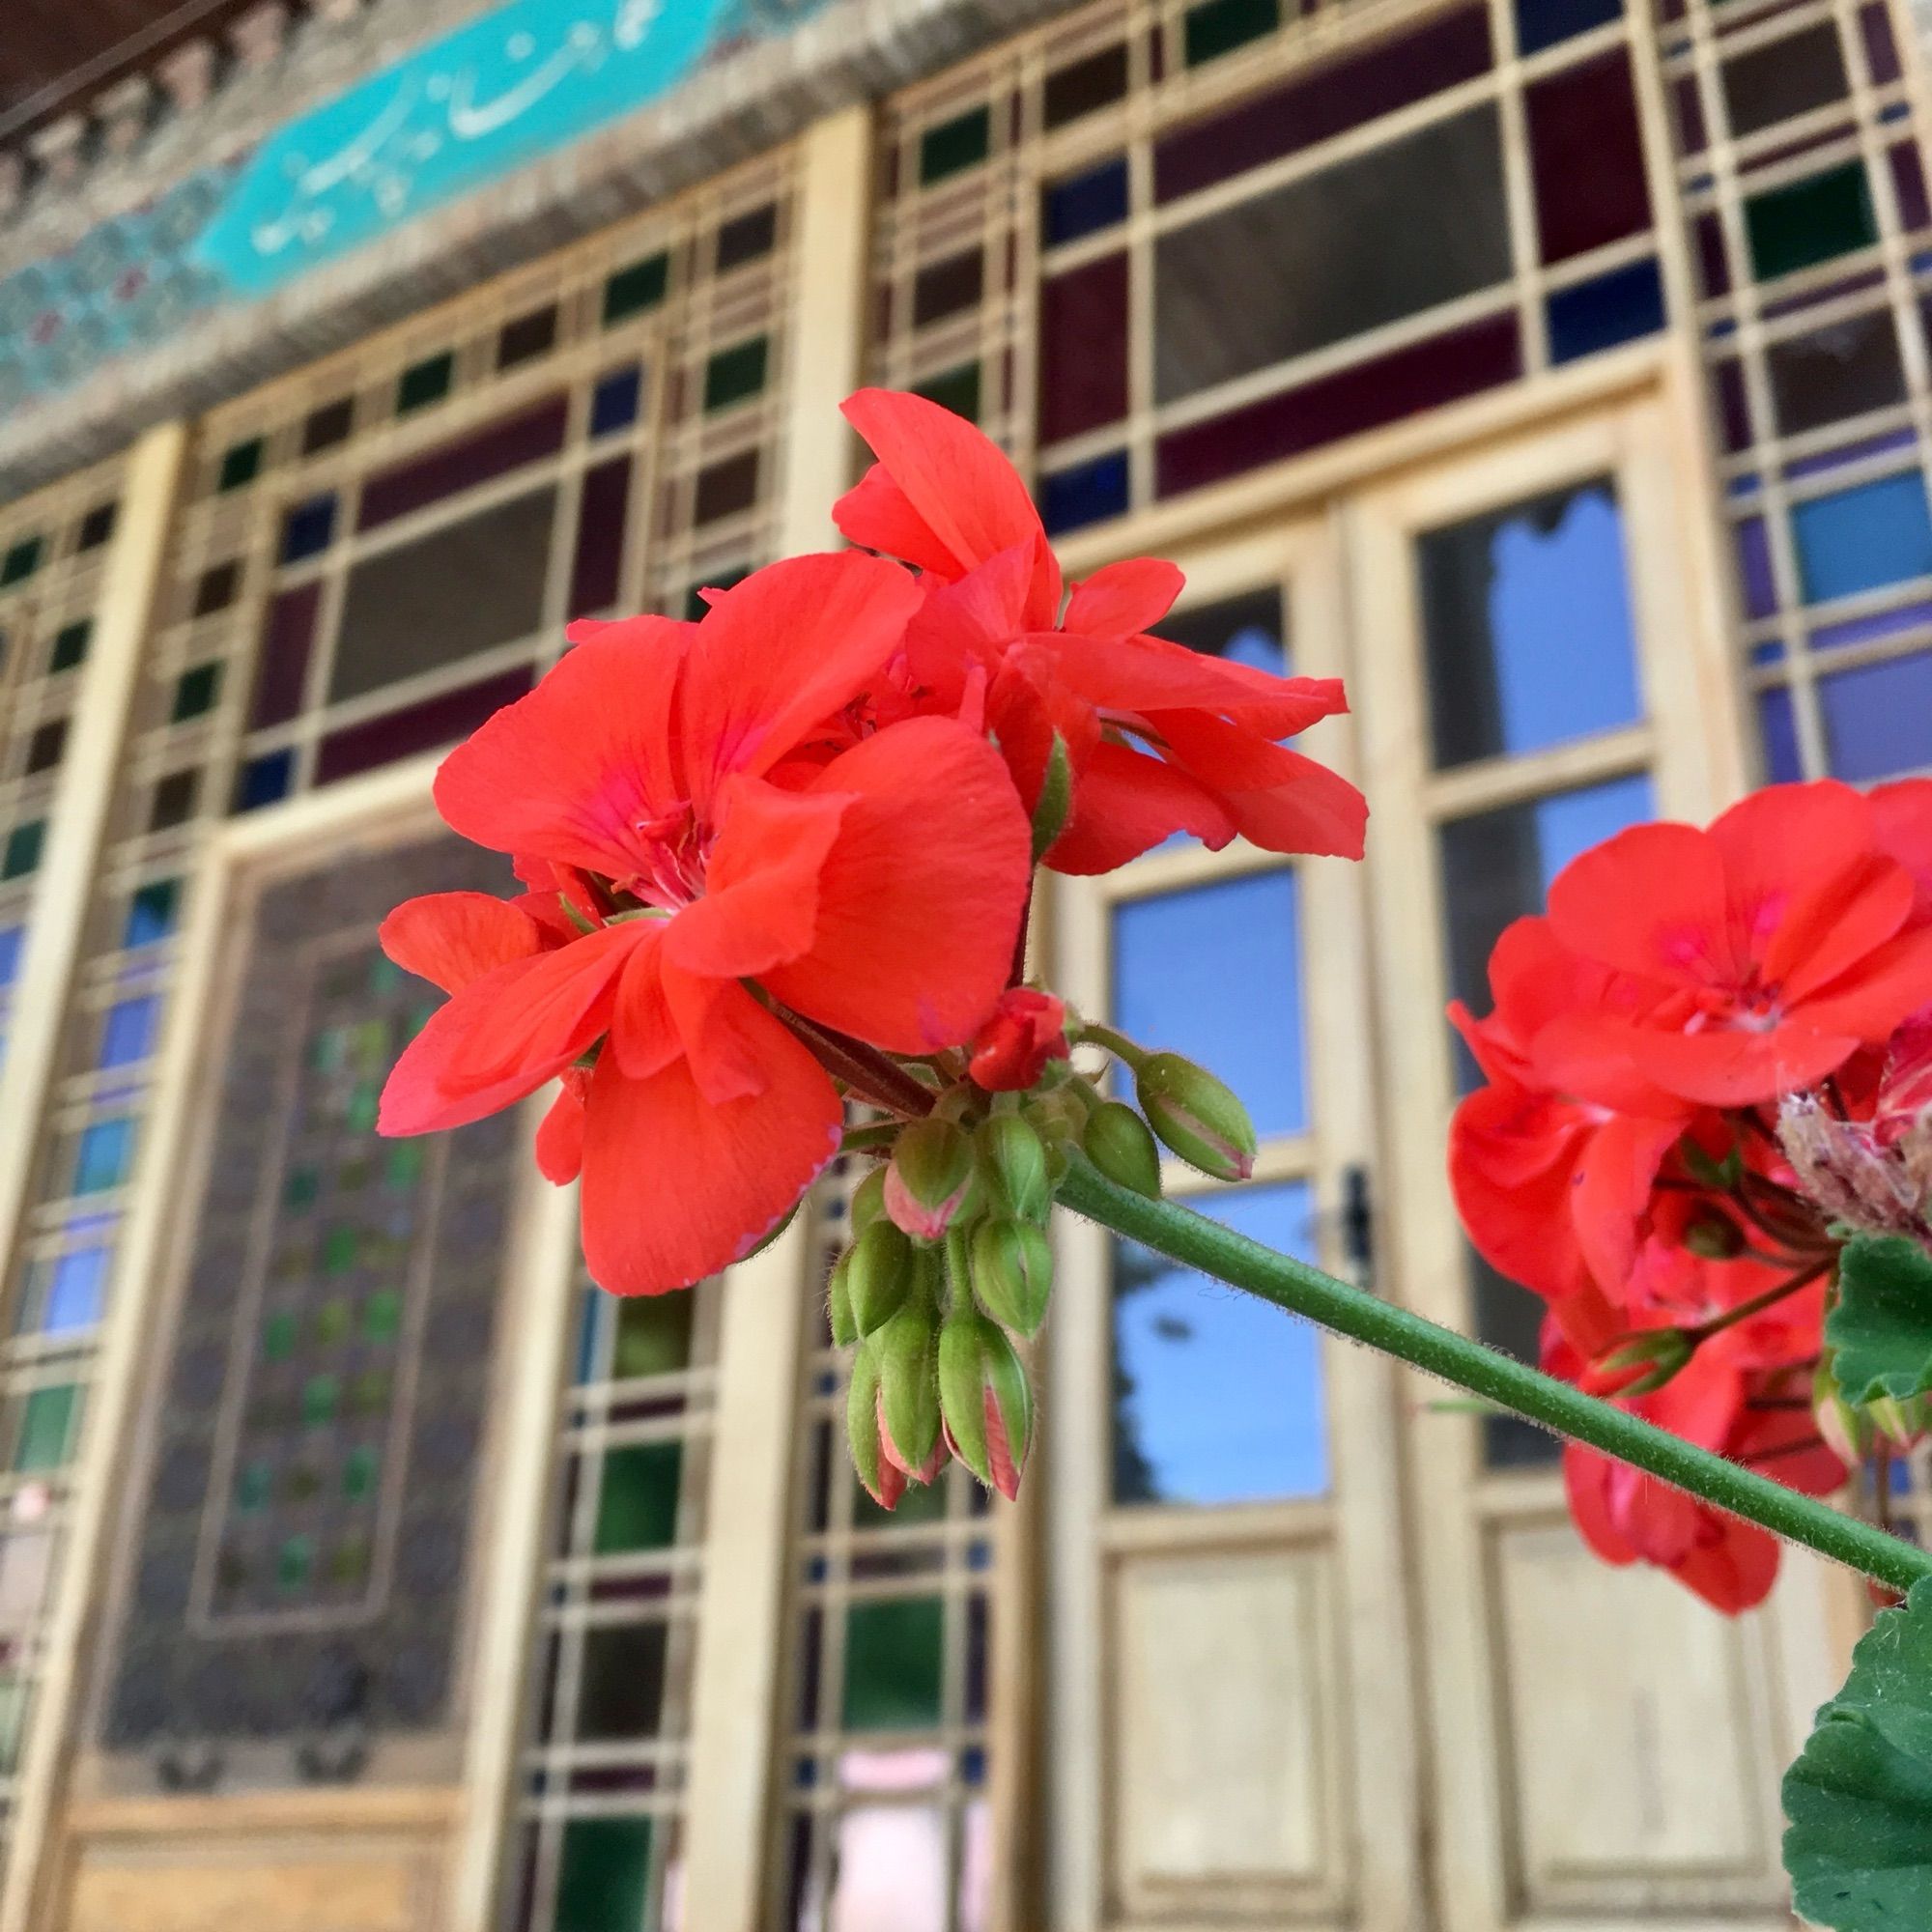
<box><xmin>971</xmin><ymin>1216</ymin><xmax>1054</xmax><ymax>1336</ymax></box>
<box><xmin>1814</xmin><ymin>1359</ymin><xmax>1874</xmax><ymax>1465</ymax></box>
<box><xmin>877</xmin><ymin>1293</ymin><xmax>944</xmax><ymax>1476</ymax></box>
<box><xmin>846</xmin><ymin>1344</ymin><xmax>905</xmax><ymax>1512</ymax></box>
<box><xmin>1679</xmin><ymin>1137</ymin><xmax>1743</xmax><ymax>1192</ymax></box>
<box><xmin>847</xmin><ymin>1219</ymin><xmax>915</xmax><ymax>1336</ymax></box>
<box><xmin>1082</xmin><ymin>1101</ymin><xmax>1162</xmax><ymax>1199</ymax></box>
<box><xmin>1683</xmin><ymin>1214</ymin><xmax>1746</xmax><ymax>1261</ymax></box>
<box><xmin>1864</xmin><ymin>1390</ymin><xmax>1932</xmax><ymax>1452</ymax></box>
<box><xmin>849</xmin><ymin>1165</ymin><xmax>888</xmax><ymax>1235</ymax></box>
<box><xmin>1135</xmin><ymin>1053</ymin><xmax>1256</xmax><ymax>1182</ymax></box>
<box><xmin>978</xmin><ymin>1115</ymin><xmax>1052</xmax><ymax>1222</ymax></box>
<box><xmin>828</xmin><ymin>1247</ymin><xmax>858</xmax><ymax>1348</ymax></box>
<box><xmin>939</xmin><ymin>1312</ymin><xmax>1034</xmax><ymax>1500</ymax></box>
<box><xmin>885</xmin><ymin>1119</ymin><xmax>980</xmax><ymax>1240</ymax></box>
<box><xmin>1597</xmin><ymin>1327</ymin><xmax>1693</xmax><ymax>1396</ymax></box>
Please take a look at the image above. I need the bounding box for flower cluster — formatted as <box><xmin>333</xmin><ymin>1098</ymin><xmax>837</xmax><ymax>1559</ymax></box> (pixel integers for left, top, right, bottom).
<box><xmin>1450</xmin><ymin>780</ymin><xmax>1932</xmax><ymax>1610</ymax></box>
<box><xmin>378</xmin><ymin>389</ymin><xmax>1364</xmax><ymax>1505</ymax></box>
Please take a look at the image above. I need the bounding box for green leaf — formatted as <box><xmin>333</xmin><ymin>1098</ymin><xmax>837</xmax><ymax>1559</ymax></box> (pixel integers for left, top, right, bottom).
<box><xmin>1826</xmin><ymin>1235</ymin><xmax>1932</xmax><ymax>1405</ymax></box>
<box><xmin>1784</xmin><ymin>1577</ymin><xmax>1932</xmax><ymax>1930</ymax></box>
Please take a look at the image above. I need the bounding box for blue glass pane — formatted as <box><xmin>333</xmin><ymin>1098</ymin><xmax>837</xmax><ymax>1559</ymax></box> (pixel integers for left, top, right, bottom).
<box><xmin>1439</xmin><ymin>772</ymin><xmax>1655</xmax><ymax>1089</ymax></box>
<box><xmin>72</xmin><ymin>1121</ymin><xmax>133</xmax><ymax>1195</ymax></box>
<box><xmin>235</xmin><ymin>751</ymin><xmax>295</xmax><ymax>813</ymax></box>
<box><xmin>1112</xmin><ymin>870</ymin><xmax>1305</xmax><ymax>1138</ymax></box>
<box><xmin>1114</xmin><ymin>1179</ymin><xmax>1327</xmax><ymax>1503</ymax></box>
<box><xmin>574</xmin><ymin>1290</ymin><xmax>603</xmax><ymax>1384</ymax></box>
<box><xmin>1043</xmin><ymin>156</ymin><xmax>1130</xmax><ymax>244</ymax></box>
<box><xmin>280</xmin><ymin>496</ymin><xmax>337</xmax><ymax>564</ymax></box>
<box><xmin>1792</xmin><ymin>471</ymin><xmax>1932</xmax><ymax>603</ymax></box>
<box><xmin>1421</xmin><ymin>479</ymin><xmax>1642</xmax><ymax>767</ymax></box>
<box><xmin>590</xmin><ymin>366</ymin><xmax>642</xmax><ymax>437</ymax></box>
<box><xmin>43</xmin><ymin>1248</ymin><xmax>107</xmax><ymax>1332</ymax></box>
<box><xmin>1040</xmin><ymin>451</ymin><xmax>1129</xmax><ymax>535</ymax></box>
<box><xmin>1516</xmin><ymin>0</ymin><xmax>1621</xmax><ymax>53</ymax></box>
<box><xmin>1546</xmin><ymin>258</ymin><xmax>1664</xmax><ymax>363</ymax></box>
<box><xmin>98</xmin><ymin>998</ymin><xmax>158</xmax><ymax>1069</ymax></box>
<box><xmin>1759</xmin><ymin>684</ymin><xmax>1804</xmax><ymax>781</ymax></box>
<box><xmin>1820</xmin><ymin>651</ymin><xmax>1932</xmax><ymax>780</ymax></box>
<box><xmin>123</xmin><ymin>880</ymin><xmax>179</xmax><ymax>949</ymax></box>
<box><xmin>0</xmin><ymin>927</ymin><xmax>21</xmax><ymax>989</ymax></box>
<box><xmin>1159</xmin><ymin>587</ymin><xmax>1286</xmax><ymax>675</ymax></box>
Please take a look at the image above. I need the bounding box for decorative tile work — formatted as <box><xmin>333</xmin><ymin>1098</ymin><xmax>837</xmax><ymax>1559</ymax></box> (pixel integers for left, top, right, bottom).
<box><xmin>771</xmin><ymin>1157</ymin><xmax>998</xmax><ymax>1932</ymax></box>
<box><xmin>100</xmin><ymin>834</ymin><xmax>519</xmax><ymax>1773</ymax></box>
<box><xmin>503</xmin><ymin>1275</ymin><xmax>721</xmax><ymax>1932</ymax></box>
<box><xmin>869</xmin><ymin>0</ymin><xmax>1665</xmax><ymax>527</ymax></box>
<box><xmin>1658</xmin><ymin>0</ymin><xmax>1932</xmax><ymax>781</ymax></box>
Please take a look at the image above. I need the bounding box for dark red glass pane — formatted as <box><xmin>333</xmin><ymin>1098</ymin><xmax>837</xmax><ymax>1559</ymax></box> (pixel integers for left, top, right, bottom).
<box><xmin>1043</xmin><ymin>43</ymin><xmax>1129</xmax><ymax>128</ymax></box>
<box><xmin>1768</xmin><ymin>310</ymin><xmax>1905</xmax><ymax>434</ymax></box>
<box><xmin>1892</xmin><ymin>144</ymin><xmax>1931</xmax><ymax>231</ymax></box>
<box><xmin>1714</xmin><ymin>358</ymin><xmax>1753</xmax><ymax>452</ymax></box>
<box><xmin>356</xmin><ymin>395</ymin><xmax>568</xmax><ymax>533</ymax></box>
<box><xmin>913</xmin><ymin>248</ymin><xmax>985</xmax><ymax>327</ymax></box>
<box><xmin>569</xmin><ymin>458</ymin><xmax>633</xmax><ymax>619</ymax></box>
<box><xmin>250</xmin><ymin>582</ymin><xmax>322</xmax><ymax>727</ymax></box>
<box><xmin>1720</xmin><ymin>23</ymin><xmax>1847</xmax><ymax>138</ymax></box>
<box><xmin>1672</xmin><ymin>73</ymin><xmax>1707</xmax><ymax>156</ymax></box>
<box><xmin>694</xmin><ymin>452</ymin><xmax>759</xmax><ymax>526</ymax></box>
<box><xmin>1693</xmin><ymin>212</ymin><xmax>1732</xmax><ymax>298</ymax></box>
<box><xmin>1154</xmin><ymin>314</ymin><xmax>1521</xmax><ymax>496</ymax></box>
<box><xmin>1526</xmin><ymin>53</ymin><xmax>1651</xmax><ymax>264</ymax></box>
<box><xmin>1154</xmin><ymin>5</ymin><xmax>1491</xmax><ymax>203</ymax></box>
<box><xmin>1038</xmin><ymin>253</ymin><xmax>1129</xmax><ymax>443</ymax></box>
<box><xmin>1861</xmin><ymin>3</ymin><xmax>1901</xmax><ymax>84</ymax></box>
<box><xmin>316</xmin><ymin>668</ymin><xmax>535</xmax><ymax>784</ymax></box>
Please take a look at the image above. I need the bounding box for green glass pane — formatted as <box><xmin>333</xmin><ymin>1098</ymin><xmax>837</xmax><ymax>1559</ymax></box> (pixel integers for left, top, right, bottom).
<box><xmin>217</xmin><ymin>439</ymin><xmax>263</xmax><ymax>492</ymax></box>
<box><xmin>329</xmin><ymin>1536</ymin><xmax>370</xmax><ymax>1583</ymax></box>
<box><xmin>384</xmin><ymin>1141</ymin><xmax>426</xmax><ymax>1189</ymax></box>
<box><xmin>335</xmin><ymin>1157</ymin><xmax>371</xmax><ymax>1193</ymax></box>
<box><xmin>396</xmin><ymin>352</ymin><xmax>454</xmax><ymax>413</ymax></box>
<box><xmin>323</xmin><ymin>1227</ymin><xmax>356</xmax><ymax>1273</ymax></box>
<box><xmin>352</xmin><ymin>1369</ymin><xmax>390</xmax><ymax>1413</ymax></box>
<box><xmin>0</xmin><ymin>1678</ymin><xmax>27</xmax><ymax>1773</ymax></box>
<box><xmin>284</xmin><ymin>1167</ymin><xmax>319</xmax><ymax>1210</ymax></box>
<box><xmin>2</xmin><ymin>822</ymin><xmax>44</xmax><ymax>881</ymax></box>
<box><xmin>301</xmin><ymin>1375</ymin><xmax>339</xmax><ymax>1425</ymax></box>
<box><xmin>72</xmin><ymin>1120</ymin><xmax>131</xmax><ymax>1194</ymax></box>
<box><xmin>1746</xmin><ymin>162</ymin><xmax>1877</xmax><ymax>281</ymax></box>
<box><xmin>284</xmin><ymin>1463</ymin><xmax>321</xmax><ymax>1501</ymax></box>
<box><xmin>347</xmin><ymin>1085</ymin><xmax>380</xmax><ymax>1133</ymax></box>
<box><xmin>171</xmin><ymin>663</ymin><xmax>221</xmax><ymax>722</ymax></box>
<box><xmin>407</xmin><ymin>1001</ymin><xmax>436</xmax><ymax>1039</ymax></box>
<box><xmin>369</xmin><ymin>952</ymin><xmax>402</xmax><ymax>995</ymax></box>
<box><xmin>555</xmin><ymin>1816</ymin><xmax>652</xmax><ymax>1932</ymax></box>
<box><xmin>363</xmin><ymin>1290</ymin><xmax>402</xmax><ymax>1343</ymax></box>
<box><xmin>920</xmin><ymin>106</ymin><xmax>991</xmax><ymax>185</ymax></box>
<box><xmin>263</xmin><ymin>1311</ymin><xmax>298</xmax><ymax>1360</ymax></box>
<box><xmin>49</xmin><ymin>621</ymin><xmax>92</xmax><ymax>671</ymax></box>
<box><xmin>611</xmin><ymin>1293</ymin><xmax>694</xmax><ymax>1379</ymax></box>
<box><xmin>343</xmin><ymin>1445</ymin><xmax>380</xmax><ymax>1500</ymax></box>
<box><xmin>277</xmin><ymin>1535</ymin><xmax>313</xmax><ymax>1592</ymax></box>
<box><xmin>310</xmin><ymin>1027</ymin><xmax>346</xmax><ymax>1072</ymax></box>
<box><xmin>14</xmin><ymin>1384</ymin><xmax>77</xmax><ymax>1471</ymax></box>
<box><xmin>842</xmin><ymin>1596</ymin><xmax>946</xmax><ymax>1731</ymax></box>
<box><xmin>703</xmin><ymin>335</ymin><xmax>769</xmax><ymax>412</ymax></box>
<box><xmin>352</xmin><ymin>1019</ymin><xmax>389</xmax><ymax>1071</ymax></box>
<box><xmin>0</xmin><ymin>539</ymin><xmax>43</xmax><ymax>587</ymax></box>
<box><xmin>1184</xmin><ymin>0</ymin><xmax>1280</xmax><ymax>63</ymax></box>
<box><xmin>914</xmin><ymin>361</ymin><xmax>982</xmax><ymax>422</ymax></box>
<box><xmin>237</xmin><ymin>1461</ymin><xmax>272</xmax><ymax>1510</ymax></box>
<box><xmin>853</xmin><ymin>1470</ymin><xmax>949</xmax><ymax>1529</ymax></box>
<box><xmin>316</xmin><ymin>1298</ymin><xmax>351</xmax><ymax>1345</ymax></box>
<box><xmin>605</xmin><ymin>251</ymin><xmax>669</xmax><ymax>325</ymax></box>
<box><xmin>594</xmin><ymin>1441</ymin><xmax>683</xmax><ymax>1553</ymax></box>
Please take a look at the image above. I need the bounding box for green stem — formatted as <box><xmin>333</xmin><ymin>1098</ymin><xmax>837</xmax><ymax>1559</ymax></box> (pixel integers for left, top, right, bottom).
<box><xmin>1057</xmin><ymin>1157</ymin><xmax>1932</xmax><ymax>1596</ymax></box>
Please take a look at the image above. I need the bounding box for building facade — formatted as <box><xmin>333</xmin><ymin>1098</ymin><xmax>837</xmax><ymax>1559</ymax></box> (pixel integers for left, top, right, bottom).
<box><xmin>0</xmin><ymin>0</ymin><xmax>1924</xmax><ymax>1924</ymax></box>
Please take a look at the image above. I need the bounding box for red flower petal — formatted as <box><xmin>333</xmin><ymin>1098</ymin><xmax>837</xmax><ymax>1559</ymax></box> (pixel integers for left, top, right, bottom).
<box><xmin>1064</xmin><ymin>558</ymin><xmax>1184</xmax><ymax>637</ymax></box>
<box><xmin>578</xmin><ymin>1002</ymin><xmax>841</xmax><ymax>1293</ymax></box>
<box><xmin>380</xmin><ymin>892</ymin><xmax>549</xmax><ymax>994</ymax></box>
<box><xmin>535</xmin><ymin>1072</ymin><xmax>588</xmax><ymax>1183</ymax></box>
<box><xmin>1046</xmin><ymin>741</ymin><xmax>1236</xmax><ymax>874</ymax></box>
<box><xmin>758</xmin><ymin>717</ymin><xmax>1031</xmax><ymax>1053</ymax></box>
<box><xmin>1548</xmin><ymin>823</ymin><xmax>1734</xmax><ymax>987</ymax></box>
<box><xmin>1629</xmin><ymin>1020</ymin><xmax>1861</xmax><ymax>1108</ymax></box>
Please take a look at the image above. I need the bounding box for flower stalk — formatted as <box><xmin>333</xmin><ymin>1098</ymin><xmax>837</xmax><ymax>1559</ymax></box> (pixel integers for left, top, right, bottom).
<box><xmin>1056</xmin><ymin>1156</ymin><xmax>1932</xmax><ymax>1597</ymax></box>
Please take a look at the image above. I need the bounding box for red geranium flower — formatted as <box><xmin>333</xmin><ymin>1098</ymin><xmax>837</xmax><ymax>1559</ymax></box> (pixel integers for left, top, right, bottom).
<box><xmin>379</xmin><ymin>553</ymin><xmax>1032</xmax><ymax>1293</ymax></box>
<box><xmin>834</xmin><ymin>389</ymin><xmax>1367</xmax><ymax>873</ymax></box>
<box><xmin>1547</xmin><ymin>781</ymin><xmax>1932</xmax><ymax>1108</ymax></box>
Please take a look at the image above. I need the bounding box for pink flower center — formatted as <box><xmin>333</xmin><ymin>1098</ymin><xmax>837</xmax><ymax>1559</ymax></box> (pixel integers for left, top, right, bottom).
<box><xmin>626</xmin><ymin>804</ymin><xmax>712</xmax><ymax>912</ymax></box>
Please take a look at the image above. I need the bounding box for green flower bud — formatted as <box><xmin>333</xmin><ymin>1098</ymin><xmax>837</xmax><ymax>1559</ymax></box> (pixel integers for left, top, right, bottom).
<box><xmin>847</xmin><ymin>1219</ymin><xmax>915</xmax><ymax>1337</ymax></box>
<box><xmin>1031</xmin><ymin>732</ymin><xmax>1074</xmax><ymax>863</ymax></box>
<box><xmin>1815</xmin><ymin>1358</ymin><xmax>1873</xmax><ymax>1465</ymax></box>
<box><xmin>1135</xmin><ymin>1053</ymin><xmax>1257</xmax><ymax>1182</ymax></box>
<box><xmin>849</xmin><ymin>1165</ymin><xmax>888</xmax><ymax>1235</ymax></box>
<box><xmin>886</xmin><ymin>1119</ymin><xmax>980</xmax><ymax>1239</ymax></box>
<box><xmin>971</xmin><ymin>1216</ymin><xmax>1054</xmax><ymax>1336</ymax></box>
<box><xmin>977</xmin><ymin>1115</ymin><xmax>1052</xmax><ymax>1223</ymax></box>
<box><xmin>938</xmin><ymin>1311</ymin><xmax>1034</xmax><ymax>1500</ymax></box>
<box><xmin>846</xmin><ymin>1343</ymin><xmax>904</xmax><ymax>1511</ymax></box>
<box><xmin>877</xmin><ymin>1293</ymin><xmax>943</xmax><ymax>1475</ymax></box>
<box><xmin>1082</xmin><ymin>1101</ymin><xmax>1163</xmax><ymax>1199</ymax></box>
<box><xmin>828</xmin><ymin>1246</ymin><xmax>858</xmax><ymax>1348</ymax></box>
<box><xmin>1598</xmin><ymin>1327</ymin><xmax>1693</xmax><ymax>1395</ymax></box>
<box><xmin>1683</xmin><ymin>1214</ymin><xmax>1746</xmax><ymax>1260</ymax></box>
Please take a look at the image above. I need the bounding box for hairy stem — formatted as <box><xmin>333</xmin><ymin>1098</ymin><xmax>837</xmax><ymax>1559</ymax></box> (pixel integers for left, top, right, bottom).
<box><xmin>1057</xmin><ymin>1157</ymin><xmax>1932</xmax><ymax>1595</ymax></box>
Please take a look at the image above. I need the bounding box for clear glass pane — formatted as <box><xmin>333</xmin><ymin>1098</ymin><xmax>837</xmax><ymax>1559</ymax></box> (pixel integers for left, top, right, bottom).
<box><xmin>1421</xmin><ymin>477</ymin><xmax>1642</xmax><ymax>767</ymax></box>
<box><xmin>1111</xmin><ymin>870</ymin><xmax>1306</xmax><ymax>1139</ymax></box>
<box><xmin>1113</xmin><ymin>1179</ymin><xmax>1327</xmax><ymax>1505</ymax></box>
<box><xmin>826</xmin><ymin>1804</ymin><xmax>949</xmax><ymax>1932</ymax></box>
